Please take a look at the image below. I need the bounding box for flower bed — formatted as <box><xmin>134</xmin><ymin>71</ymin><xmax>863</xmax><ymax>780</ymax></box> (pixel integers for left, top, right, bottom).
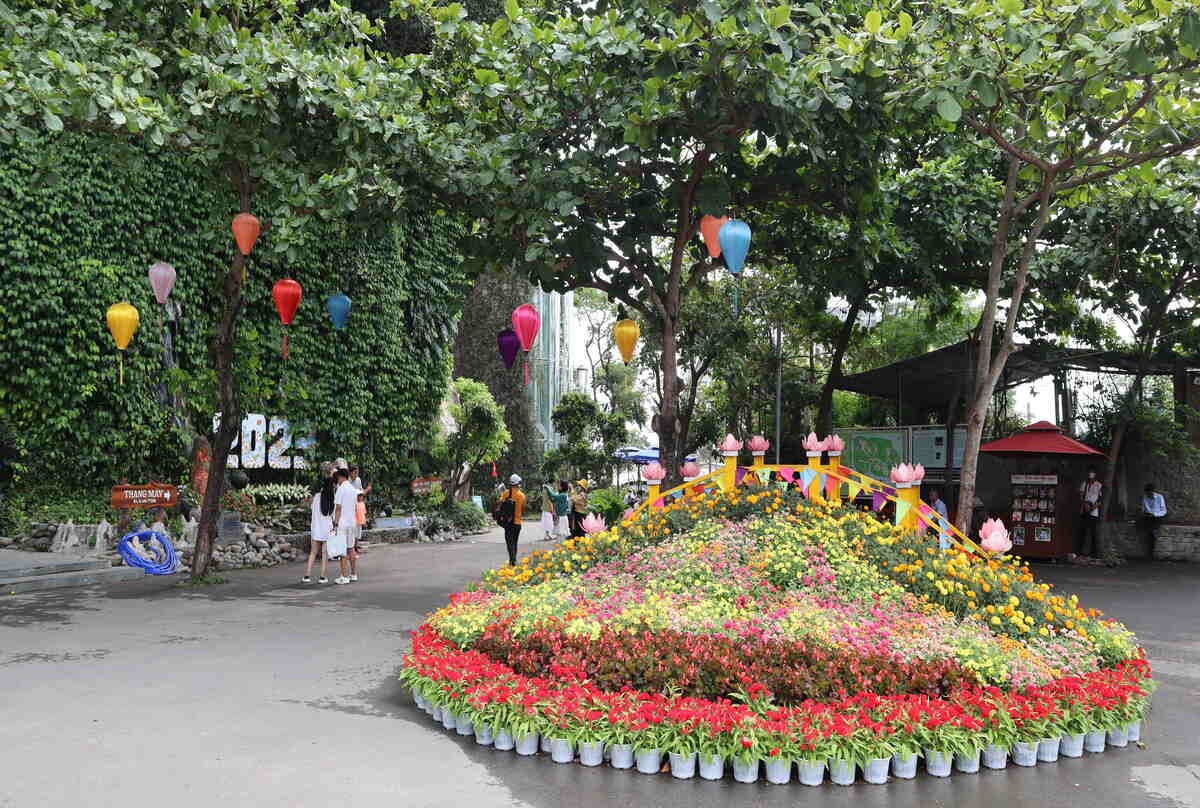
<box><xmin>402</xmin><ymin>485</ymin><xmax>1153</xmax><ymax>782</ymax></box>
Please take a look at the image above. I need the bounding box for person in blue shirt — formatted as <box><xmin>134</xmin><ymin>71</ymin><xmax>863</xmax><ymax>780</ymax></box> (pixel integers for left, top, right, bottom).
<box><xmin>1142</xmin><ymin>482</ymin><xmax>1167</xmax><ymax>558</ymax></box>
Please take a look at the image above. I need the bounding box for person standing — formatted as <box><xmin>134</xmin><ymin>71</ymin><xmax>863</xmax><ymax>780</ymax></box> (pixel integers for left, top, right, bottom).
<box><xmin>1077</xmin><ymin>469</ymin><xmax>1104</xmax><ymax>559</ymax></box>
<box><xmin>1142</xmin><ymin>482</ymin><xmax>1167</xmax><ymax>559</ymax></box>
<box><xmin>928</xmin><ymin>489</ymin><xmax>951</xmax><ymax>550</ymax></box>
<box><xmin>302</xmin><ymin>462</ymin><xmax>336</xmax><ymax>583</ymax></box>
<box><xmin>331</xmin><ymin>467</ymin><xmax>359</xmax><ymax>584</ymax></box>
<box><xmin>544</xmin><ymin>481</ymin><xmax>570</xmax><ymax>541</ymax></box>
<box><xmin>570</xmin><ymin>480</ymin><xmax>589</xmax><ymax>538</ymax></box>
<box><xmin>495</xmin><ymin>474</ymin><xmax>526</xmax><ymax>565</ymax></box>
<box><xmin>348</xmin><ymin>464</ymin><xmax>373</xmax><ymax>495</ymax></box>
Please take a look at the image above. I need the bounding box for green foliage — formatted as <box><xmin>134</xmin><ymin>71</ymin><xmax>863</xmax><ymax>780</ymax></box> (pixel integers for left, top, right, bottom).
<box><xmin>586</xmin><ymin>486</ymin><xmax>626</xmax><ymax>526</ymax></box>
<box><xmin>0</xmin><ymin>134</ymin><xmax>468</xmax><ymax>488</ymax></box>
<box><xmin>0</xmin><ymin>484</ymin><xmax>116</xmax><ymax>535</ymax></box>
<box><xmin>547</xmin><ymin>393</ymin><xmax>627</xmax><ymax>483</ymax></box>
<box><xmin>441</xmin><ymin>377</ymin><xmax>512</xmax><ymax>475</ymax></box>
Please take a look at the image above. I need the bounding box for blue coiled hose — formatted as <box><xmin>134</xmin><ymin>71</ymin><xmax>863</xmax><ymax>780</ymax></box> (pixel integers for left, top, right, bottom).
<box><xmin>117</xmin><ymin>529</ymin><xmax>178</xmax><ymax>575</ymax></box>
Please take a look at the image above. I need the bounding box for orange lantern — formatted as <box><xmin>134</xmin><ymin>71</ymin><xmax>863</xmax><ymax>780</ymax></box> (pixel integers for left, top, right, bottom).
<box><xmin>613</xmin><ymin>318</ymin><xmax>640</xmax><ymax>364</ymax></box>
<box><xmin>699</xmin><ymin>214</ymin><xmax>729</xmax><ymax>258</ymax></box>
<box><xmin>106</xmin><ymin>302</ymin><xmax>140</xmax><ymax>384</ymax></box>
<box><xmin>231</xmin><ymin>213</ymin><xmax>260</xmax><ymax>256</ymax></box>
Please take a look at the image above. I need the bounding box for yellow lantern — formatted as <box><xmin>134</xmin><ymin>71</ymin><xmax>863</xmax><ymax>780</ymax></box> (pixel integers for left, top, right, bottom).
<box><xmin>614</xmin><ymin>318</ymin><xmax>640</xmax><ymax>364</ymax></box>
<box><xmin>106</xmin><ymin>302</ymin><xmax>140</xmax><ymax>383</ymax></box>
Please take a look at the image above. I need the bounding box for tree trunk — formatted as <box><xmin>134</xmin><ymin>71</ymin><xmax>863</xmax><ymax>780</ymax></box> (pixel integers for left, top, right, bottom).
<box><xmin>1100</xmin><ymin>419</ymin><xmax>1128</xmax><ymax>523</ymax></box>
<box><xmin>656</xmin><ymin>312</ymin><xmax>682</xmax><ymax>486</ymax></box>
<box><xmin>815</xmin><ymin>292</ymin><xmax>866</xmax><ymax>436</ymax></box>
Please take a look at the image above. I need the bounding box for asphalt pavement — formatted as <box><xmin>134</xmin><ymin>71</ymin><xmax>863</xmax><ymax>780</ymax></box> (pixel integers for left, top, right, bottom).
<box><xmin>1</xmin><ymin>532</ymin><xmax>1197</xmax><ymax>808</ymax></box>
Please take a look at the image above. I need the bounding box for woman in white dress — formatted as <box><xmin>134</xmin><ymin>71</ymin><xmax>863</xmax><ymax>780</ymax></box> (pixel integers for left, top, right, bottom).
<box><xmin>303</xmin><ymin>462</ymin><xmax>336</xmax><ymax>583</ymax></box>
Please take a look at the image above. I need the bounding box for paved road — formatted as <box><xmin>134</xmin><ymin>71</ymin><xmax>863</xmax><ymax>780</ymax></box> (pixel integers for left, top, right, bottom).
<box><xmin>1</xmin><ymin>536</ymin><xmax>1197</xmax><ymax>808</ymax></box>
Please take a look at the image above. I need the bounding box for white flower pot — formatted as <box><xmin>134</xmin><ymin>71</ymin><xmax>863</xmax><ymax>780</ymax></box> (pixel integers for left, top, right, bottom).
<box><xmin>579</xmin><ymin>741</ymin><xmax>604</xmax><ymax>767</ymax></box>
<box><xmin>863</xmin><ymin>757</ymin><xmax>889</xmax><ymax>784</ymax></box>
<box><xmin>1038</xmin><ymin>737</ymin><xmax>1060</xmax><ymax>762</ymax></box>
<box><xmin>412</xmin><ymin>688</ymin><xmax>426</xmax><ymax>708</ymax></box>
<box><xmin>982</xmin><ymin>744</ymin><xmax>1008</xmax><ymax>769</ymax></box>
<box><xmin>431</xmin><ymin>705</ymin><xmax>443</xmax><ymax>723</ymax></box>
<box><xmin>798</xmin><ymin>759</ymin><xmax>826</xmax><ymax>786</ymax></box>
<box><xmin>1107</xmin><ymin>727</ymin><xmax>1129</xmax><ymax>748</ymax></box>
<box><xmin>550</xmin><ymin>738</ymin><xmax>574</xmax><ymax>763</ymax></box>
<box><xmin>441</xmin><ymin>709</ymin><xmax>457</xmax><ymax>730</ymax></box>
<box><xmin>1127</xmin><ymin>721</ymin><xmax>1142</xmax><ymax>742</ymax></box>
<box><xmin>1012</xmin><ymin>741</ymin><xmax>1038</xmax><ymax>766</ymax></box>
<box><xmin>454</xmin><ymin>714</ymin><xmax>474</xmax><ymax>736</ymax></box>
<box><xmin>669</xmin><ymin>752</ymin><xmax>696</xmax><ymax>779</ymax></box>
<box><xmin>698</xmin><ymin>753</ymin><xmax>725</xmax><ymax>780</ymax></box>
<box><xmin>494</xmin><ymin>728</ymin><xmax>515</xmax><ymax>751</ymax></box>
<box><xmin>924</xmin><ymin>749</ymin><xmax>952</xmax><ymax>777</ymax></box>
<box><xmin>1061</xmin><ymin>733</ymin><xmax>1084</xmax><ymax>758</ymax></box>
<box><xmin>955</xmin><ymin>749</ymin><xmax>981</xmax><ymax>773</ymax></box>
<box><xmin>891</xmin><ymin>752</ymin><xmax>917</xmax><ymax>779</ymax></box>
<box><xmin>540</xmin><ymin>734</ymin><xmax>552</xmax><ymax>753</ymax></box>
<box><xmin>635</xmin><ymin>749</ymin><xmax>661</xmax><ymax>774</ymax></box>
<box><xmin>515</xmin><ymin>732</ymin><xmax>539</xmax><ymax>756</ymax></box>
<box><xmin>733</xmin><ymin>758</ymin><xmax>759</xmax><ymax>783</ymax></box>
<box><xmin>765</xmin><ymin>758</ymin><xmax>792</xmax><ymax>784</ymax></box>
<box><xmin>1084</xmin><ymin>730</ymin><xmax>1106</xmax><ymax>753</ymax></box>
<box><xmin>475</xmin><ymin>724</ymin><xmax>494</xmax><ymax>746</ymax></box>
<box><xmin>829</xmin><ymin>758</ymin><xmax>856</xmax><ymax>785</ymax></box>
<box><xmin>610</xmin><ymin>743</ymin><xmax>634</xmax><ymax>769</ymax></box>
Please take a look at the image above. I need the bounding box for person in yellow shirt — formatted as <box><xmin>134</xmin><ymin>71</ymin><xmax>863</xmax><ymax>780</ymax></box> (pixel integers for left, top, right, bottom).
<box><xmin>496</xmin><ymin>474</ymin><xmax>526</xmax><ymax>565</ymax></box>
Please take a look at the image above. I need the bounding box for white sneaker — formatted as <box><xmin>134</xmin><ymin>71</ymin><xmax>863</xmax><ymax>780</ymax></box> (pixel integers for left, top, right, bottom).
<box><xmin>349</xmin><ymin>574</ymin><xmax>358</xmax><ymax>582</ymax></box>
<box><xmin>317</xmin><ymin>577</ymin><xmax>328</xmax><ymax>584</ymax></box>
<box><xmin>335</xmin><ymin>576</ymin><xmax>349</xmax><ymax>585</ymax></box>
<box><xmin>301</xmin><ymin>576</ymin><xmax>312</xmax><ymax>583</ymax></box>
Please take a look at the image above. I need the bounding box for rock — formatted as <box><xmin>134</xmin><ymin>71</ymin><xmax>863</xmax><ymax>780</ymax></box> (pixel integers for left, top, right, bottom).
<box><xmin>25</xmin><ymin>534</ymin><xmax>53</xmax><ymax>552</ymax></box>
<box><xmin>255</xmin><ymin>539</ymin><xmax>269</xmax><ymax>549</ymax></box>
<box><xmin>0</xmin><ymin>536</ymin><xmax>13</xmax><ymax>547</ymax></box>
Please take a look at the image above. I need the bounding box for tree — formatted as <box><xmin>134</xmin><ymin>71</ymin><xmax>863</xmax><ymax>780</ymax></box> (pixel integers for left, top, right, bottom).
<box><xmin>859</xmin><ymin>0</ymin><xmax>1200</xmax><ymax>531</ymax></box>
<box><xmin>546</xmin><ymin>392</ymin><xmax>626</xmax><ymax>483</ymax></box>
<box><xmin>439</xmin><ymin>377</ymin><xmax>511</xmax><ymax>500</ymax></box>
<box><xmin>432</xmin><ymin>0</ymin><xmax>885</xmax><ymax>482</ymax></box>
<box><xmin>575</xmin><ymin>289</ymin><xmax>647</xmax><ymax>427</ymax></box>
<box><xmin>0</xmin><ymin>1</ymin><xmax>441</xmax><ymax>576</ymax></box>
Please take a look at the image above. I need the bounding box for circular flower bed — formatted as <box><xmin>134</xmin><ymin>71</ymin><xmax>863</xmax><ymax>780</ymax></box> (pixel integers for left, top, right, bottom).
<box><xmin>402</xmin><ymin>486</ymin><xmax>1153</xmax><ymax>783</ymax></box>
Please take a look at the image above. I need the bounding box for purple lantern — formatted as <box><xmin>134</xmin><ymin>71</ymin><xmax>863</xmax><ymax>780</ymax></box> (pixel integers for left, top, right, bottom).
<box><xmin>148</xmin><ymin>261</ymin><xmax>176</xmax><ymax>305</ymax></box>
<box><xmin>497</xmin><ymin>328</ymin><xmax>520</xmax><ymax>369</ymax></box>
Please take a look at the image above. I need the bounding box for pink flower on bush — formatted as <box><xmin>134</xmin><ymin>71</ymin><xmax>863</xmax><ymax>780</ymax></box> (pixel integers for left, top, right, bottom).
<box><xmin>979</xmin><ymin>519</ymin><xmax>1012</xmax><ymax>555</ymax></box>
<box><xmin>719</xmin><ymin>434</ymin><xmax>743</xmax><ymax>454</ymax></box>
<box><xmin>680</xmin><ymin>461</ymin><xmax>700</xmax><ymax>479</ymax></box>
<box><xmin>643</xmin><ymin>462</ymin><xmax>666</xmax><ymax>482</ymax></box>
<box><xmin>622</xmin><ymin>508</ymin><xmax>635</xmax><ymax>521</ymax></box>
<box><xmin>581</xmin><ymin>513</ymin><xmax>608</xmax><ymax>535</ymax></box>
<box><xmin>748</xmin><ymin>435</ymin><xmax>770</xmax><ymax>454</ymax></box>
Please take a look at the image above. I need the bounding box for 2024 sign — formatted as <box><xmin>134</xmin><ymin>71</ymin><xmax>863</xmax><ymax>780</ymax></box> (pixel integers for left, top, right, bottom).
<box><xmin>213</xmin><ymin>414</ymin><xmax>315</xmax><ymax>470</ymax></box>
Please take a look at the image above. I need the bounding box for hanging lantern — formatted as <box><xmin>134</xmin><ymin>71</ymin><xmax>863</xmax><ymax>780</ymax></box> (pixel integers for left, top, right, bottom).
<box><xmin>613</xmin><ymin>318</ymin><xmax>640</xmax><ymax>364</ymax></box>
<box><xmin>326</xmin><ymin>293</ymin><xmax>351</xmax><ymax>331</ymax></box>
<box><xmin>106</xmin><ymin>302</ymin><xmax>140</xmax><ymax>384</ymax></box>
<box><xmin>699</xmin><ymin>214</ymin><xmax>729</xmax><ymax>259</ymax></box>
<box><xmin>147</xmin><ymin>262</ymin><xmax>176</xmax><ymax>305</ymax></box>
<box><xmin>271</xmin><ymin>279</ymin><xmax>302</xmax><ymax>359</ymax></box>
<box><xmin>497</xmin><ymin>328</ymin><xmax>520</xmax><ymax>370</ymax></box>
<box><xmin>231</xmin><ymin>213</ymin><xmax>261</xmax><ymax>256</ymax></box>
<box><xmin>511</xmin><ymin>304</ymin><xmax>541</xmax><ymax>385</ymax></box>
<box><xmin>718</xmin><ymin>219</ymin><xmax>751</xmax><ymax>314</ymax></box>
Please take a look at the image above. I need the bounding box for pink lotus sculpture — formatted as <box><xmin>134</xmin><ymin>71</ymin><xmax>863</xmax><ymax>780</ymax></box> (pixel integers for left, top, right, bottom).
<box><xmin>581</xmin><ymin>513</ymin><xmax>608</xmax><ymax>535</ymax></box>
<box><xmin>802</xmin><ymin>432</ymin><xmax>829</xmax><ymax>454</ymax></box>
<box><xmin>826</xmin><ymin>434</ymin><xmax>845</xmax><ymax>454</ymax></box>
<box><xmin>642</xmin><ymin>462</ymin><xmax>666</xmax><ymax>482</ymax></box>
<box><xmin>680</xmin><ymin>460</ymin><xmax>700</xmax><ymax>479</ymax></box>
<box><xmin>979</xmin><ymin>519</ymin><xmax>1012</xmax><ymax>555</ymax></box>
<box><xmin>912</xmin><ymin>463</ymin><xmax>925</xmax><ymax>482</ymax></box>
<box><xmin>889</xmin><ymin>463</ymin><xmax>918</xmax><ymax>485</ymax></box>
<box><xmin>719</xmin><ymin>434</ymin><xmax>743</xmax><ymax>456</ymax></box>
<box><xmin>748</xmin><ymin>435</ymin><xmax>770</xmax><ymax>455</ymax></box>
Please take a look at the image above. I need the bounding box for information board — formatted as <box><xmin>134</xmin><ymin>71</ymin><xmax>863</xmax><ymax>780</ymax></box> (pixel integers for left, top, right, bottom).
<box><xmin>111</xmin><ymin>483</ymin><xmax>177</xmax><ymax>509</ymax></box>
<box><xmin>842</xmin><ymin>430</ymin><xmax>907</xmax><ymax>483</ymax></box>
<box><xmin>911</xmin><ymin>426</ymin><xmax>967</xmax><ymax>469</ymax></box>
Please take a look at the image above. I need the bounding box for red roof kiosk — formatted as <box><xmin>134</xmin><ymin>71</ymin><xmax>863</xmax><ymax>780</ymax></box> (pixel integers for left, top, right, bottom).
<box><xmin>980</xmin><ymin>421</ymin><xmax>1105</xmax><ymax>559</ymax></box>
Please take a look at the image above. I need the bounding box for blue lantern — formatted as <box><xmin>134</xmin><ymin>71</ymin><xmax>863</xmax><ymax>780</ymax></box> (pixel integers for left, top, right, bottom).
<box><xmin>718</xmin><ymin>220</ymin><xmax>751</xmax><ymax>275</ymax></box>
<box><xmin>326</xmin><ymin>293</ymin><xmax>351</xmax><ymax>330</ymax></box>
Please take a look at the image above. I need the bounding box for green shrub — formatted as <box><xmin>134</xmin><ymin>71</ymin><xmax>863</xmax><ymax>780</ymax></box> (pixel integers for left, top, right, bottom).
<box><xmin>587</xmin><ymin>486</ymin><xmax>626</xmax><ymax>526</ymax></box>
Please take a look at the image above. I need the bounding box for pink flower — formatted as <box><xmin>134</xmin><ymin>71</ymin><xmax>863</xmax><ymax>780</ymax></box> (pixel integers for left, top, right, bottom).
<box><xmin>581</xmin><ymin>513</ymin><xmax>608</xmax><ymax>535</ymax></box>
<box><xmin>642</xmin><ymin>462</ymin><xmax>666</xmax><ymax>482</ymax></box>
<box><xmin>680</xmin><ymin>461</ymin><xmax>700</xmax><ymax>479</ymax></box>
<box><xmin>748</xmin><ymin>435</ymin><xmax>770</xmax><ymax>453</ymax></box>
<box><xmin>979</xmin><ymin>519</ymin><xmax>1012</xmax><ymax>555</ymax></box>
<box><xmin>622</xmin><ymin>508</ymin><xmax>635</xmax><ymax>521</ymax></box>
<box><xmin>719</xmin><ymin>434</ymin><xmax>743</xmax><ymax>453</ymax></box>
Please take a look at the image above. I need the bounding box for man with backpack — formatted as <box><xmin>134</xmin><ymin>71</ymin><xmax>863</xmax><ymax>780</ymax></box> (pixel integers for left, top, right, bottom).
<box><xmin>493</xmin><ymin>474</ymin><xmax>526</xmax><ymax>566</ymax></box>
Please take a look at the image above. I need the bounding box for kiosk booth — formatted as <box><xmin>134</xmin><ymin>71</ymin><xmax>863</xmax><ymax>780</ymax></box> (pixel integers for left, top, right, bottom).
<box><xmin>979</xmin><ymin>421</ymin><xmax>1105</xmax><ymax>559</ymax></box>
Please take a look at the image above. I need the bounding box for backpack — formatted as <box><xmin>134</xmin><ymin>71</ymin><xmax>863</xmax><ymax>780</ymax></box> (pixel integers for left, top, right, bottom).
<box><xmin>493</xmin><ymin>494</ymin><xmax>516</xmax><ymax>526</ymax></box>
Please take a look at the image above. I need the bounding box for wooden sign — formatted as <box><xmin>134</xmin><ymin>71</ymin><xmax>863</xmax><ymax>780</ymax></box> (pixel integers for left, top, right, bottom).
<box><xmin>111</xmin><ymin>483</ymin><xmax>178</xmax><ymax>509</ymax></box>
<box><xmin>410</xmin><ymin>477</ymin><xmax>443</xmax><ymax>496</ymax></box>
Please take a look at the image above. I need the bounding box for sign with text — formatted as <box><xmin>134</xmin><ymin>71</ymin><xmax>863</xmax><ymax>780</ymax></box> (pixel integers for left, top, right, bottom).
<box><xmin>111</xmin><ymin>483</ymin><xmax>178</xmax><ymax>509</ymax></box>
<box><xmin>410</xmin><ymin>477</ymin><xmax>443</xmax><ymax>496</ymax></box>
<box><xmin>911</xmin><ymin>426</ymin><xmax>967</xmax><ymax>469</ymax></box>
<box><xmin>213</xmin><ymin>413</ymin><xmax>315</xmax><ymax>470</ymax></box>
<box><xmin>1012</xmin><ymin>474</ymin><xmax>1059</xmax><ymax>485</ymax></box>
<box><xmin>842</xmin><ymin>430</ymin><xmax>906</xmax><ymax>484</ymax></box>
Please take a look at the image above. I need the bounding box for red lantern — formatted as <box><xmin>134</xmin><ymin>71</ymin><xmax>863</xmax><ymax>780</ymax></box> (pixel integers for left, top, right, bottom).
<box><xmin>511</xmin><ymin>304</ymin><xmax>541</xmax><ymax>386</ymax></box>
<box><xmin>272</xmin><ymin>278</ymin><xmax>302</xmax><ymax>359</ymax></box>
<box><xmin>232</xmin><ymin>213</ymin><xmax>261</xmax><ymax>256</ymax></box>
<box><xmin>699</xmin><ymin>214</ymin><xmax>728</xmax><ymax>259</ymax></box>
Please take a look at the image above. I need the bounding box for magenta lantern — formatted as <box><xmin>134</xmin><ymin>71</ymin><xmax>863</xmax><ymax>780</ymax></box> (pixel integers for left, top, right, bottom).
<box><xmin>497</xmin><ymin>328</ymin><xmax>520</xmax><ymax>370</ymax></box>
<box><xmin>511</xmin><ymin>304</ymin><xmax>541</xmax><ymax>385</ymax></box>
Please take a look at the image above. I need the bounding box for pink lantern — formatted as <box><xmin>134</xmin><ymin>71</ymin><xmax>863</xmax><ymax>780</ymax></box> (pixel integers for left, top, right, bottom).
<box><xmin>148</xmin><ymin>261</ymin><xmax>176</xmax><ymax>305</ymax></box>
<box><xmin>680</xmin><ymin>460</ymin><xmax>700</xmax><ymax>479</ymax></box>
<box><xmin>719</xmin><ymin>434</ymin><xmax>743</xmax><ymax>455</ymax></box>
<box><xmin>581</xmin><ymin>513</ymin><xmax>608</xmax><ymax>535</ymax></box>
<box><xmin>826</xmin><ymin>434</ymin><xmax>845</xmax><ymax>454</ymax></box>
<box><xmin>511</xmin><ymin>304</ymin><xmax>541</xmax><ymax>386</ymax></box>
<box><xmin>642</xmin><ymin>462</ymin><xmax>666</xmax><ymax>482</ymax></box>
<box><xmin>748</xmin><ymin>435</ymin><xmax>770</xmax><ymax>455</ymax></box>
<box><xmin>979</xmin><ymin>519</ymin><xmax>1013</xmax><ymax>555</ymax></box>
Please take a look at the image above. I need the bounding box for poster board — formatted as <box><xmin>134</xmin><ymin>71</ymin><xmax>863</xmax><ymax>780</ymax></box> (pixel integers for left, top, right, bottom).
<box><xmin>911</xmin><ymin>426</ymin><xmax>967</xmax><ymax>469</ymax></box>
<box><xmin>842</xmin><ymin>430</ymin><xmax>907</xmax><ymax>483</ymax></box>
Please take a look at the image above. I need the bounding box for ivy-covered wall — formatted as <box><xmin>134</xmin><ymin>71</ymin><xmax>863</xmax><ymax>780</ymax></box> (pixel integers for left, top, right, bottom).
<box><xmin>0</xmin><ymin>134</ymin><xmax>469</xmax><ymax>492</ymax></box>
